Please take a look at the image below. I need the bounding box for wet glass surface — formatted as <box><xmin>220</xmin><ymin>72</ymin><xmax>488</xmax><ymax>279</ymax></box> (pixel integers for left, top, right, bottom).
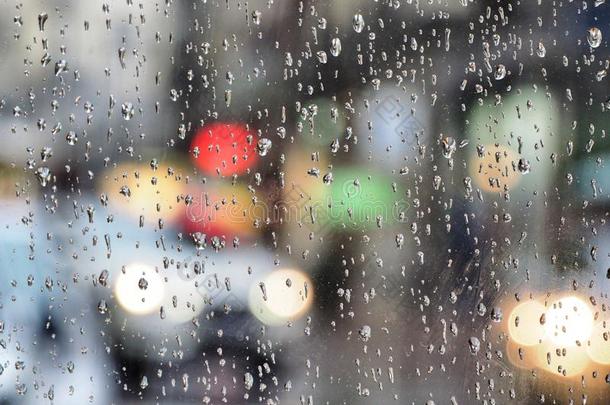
<box><xmin>1</xmin><ymin>1</ymin><xmax>610</xmax><ymax>404</ymax></box>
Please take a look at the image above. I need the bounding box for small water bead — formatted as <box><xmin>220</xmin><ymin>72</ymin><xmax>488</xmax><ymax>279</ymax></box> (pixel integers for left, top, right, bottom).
<box><xmin>121</xmin><ymin>102</ymin><xmax>135</xmax><ymax>120</ymax></box>
<box><xmin>35</xmin><ymin>166</ymin><xmax>52</xmax><ymax>187</ymax></box>
<box><xmin>518</xmin><ymin>158</ymin><xmax>531</xmax><ymax>173</ymax></box>
<box><xmin>441</xmin><ymin>136</ymin><xmax>456</xmax><ymax>158</ymax></box>
<box><xmin>65</xmin><ymin>131</ymin><xmax>78</xmax><ymax>145</ymax></box>
<box><xmin>252</xmin><ymin>10</ymin><xmax>261</xmax><ymax>25</ymax></box>
<box><xmin>330</xmin><ymin>38</ymin><xmax>342</xmax><ymax>57</ymax></box>
<box><xmin>316</xmin><ymin>51</ymin><xmax>327</xmax><ymax>64</ymax></box>
<box><xmin>54</xmin><ymin>59</ymin><xmax>68</xmax><ymax>75</ymax></box>
<box><xmin>257</xmin><ymin>138</ymin><xmax>272</xmax><ymax>156</ymax></box>
<box><xmin>468</xmin><ymin>337</ymin><xmax>481</xmax><ymax>354</ymax></box>
<box><xmin>536</xmin><ymin>42</ymin><xmax>546</xmax><ymax>57</ymax></box>
<box><xmin>494</xmin><ymin>64</ymin><xmax>506</xmax><ymax>80</ymax></box>
<box><xmin>118</xmin><ymin>47</ymin><xmax>127</xmax><ymax>69</ymax></box>
<box><xmin>119</xmin><ymin>185</ymin><xmax>131</xmax><ymax>197</ymax></box>
<box><xmin>359</xmin><ymin>325</ymin><xmax>372</xmax><ymax>341</ymax></box>
<box><xmin>140</xmin><ymin>376</ymin><xmax>149</xmax><ymax>390</ymax></box>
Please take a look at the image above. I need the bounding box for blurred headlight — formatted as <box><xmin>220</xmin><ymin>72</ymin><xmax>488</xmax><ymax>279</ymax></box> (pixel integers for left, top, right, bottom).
<box><xmin>249</xmin><ymin>268</ymin><xmax>313</xmax><ymax>326</ymax></box>
<box><xmin>586</xmin><ymin>321</ymin><xmax>610</xmax><ymax>365</ymax></box>
<box><xmin>544</xmin><ymin>296</ymin><xmax>593</xmax><ymax>347</ymax></box>
<box><xmin>508</xmin><ymin>300</ymin><xmax>546</xmax><ymax>346</ymax></box>
<box><xmin>114</xmin><ymin>263</ymin><xmax>164</xmax><ymax>315</ymax></box>
<box><xmin>536</xmin><ymin>341</ymin><xmax>590</xmax><ymax>378</ymax></box>
<box><xmin>99</xmin><ymin>162</ymin><xmax>186</xmax><ymax>223</ymax></box>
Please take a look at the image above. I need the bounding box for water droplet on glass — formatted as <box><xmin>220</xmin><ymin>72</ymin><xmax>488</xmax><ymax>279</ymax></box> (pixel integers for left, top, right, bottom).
<box><xmin>119</xmin><ymin>185</ymin><xmax>131</xmax><ymax>197</ymax></box>
<box><xmin>38</xmin><ymin>13</ymin><xmax>48</xmax><ymax>31</ymax></box>
<box><xmin>257</xmin><ymin>138</ymin><xmax>272</xmax><ymax>156</ymax></box>
<box><xmin>490</xmin><ymin>307</ymin><xmax>503</xmax><ymax>322</ymax></box>
<box><xmin>517</xmin><ymin>158</ymin><xmax>531</xmax><ymax>174</ymax></box>
<box><xmin>494</xmin><ymin>64</ymin><xmax>506</xmax><ymax>80</ymax></box>
<box><xmin>330</xmin><ymin>139</ymin><xmax>340</xmax><ymax>153</ymax></box>
<box><xmin>35</xmin><ymin>166</ymin><xmax>51</xmax><ymax>187</ymax></box>
<box><xmin>97</xmin><ymin>299</ymin><xmax>108</xmax><ymax>314</ymax></box>
<box><xmin>244</xmin><ymin>372</ymin><xmax>254</xmax><ymax>390</ymax></box>
<box><xmin>536</xmin><ymin>42</ymin><xmax>546</xmax><ymax>57</ymax></box>
<box><xmin>65</xmin><ymin>131</ymin><xmax>78</xmax><ymax>145</ymax></box>
<box><xmin>121</xmin><ymin>102</ymin><xmax>135</xmax><ymax>120</ymax></box>
<box><xmin>395</xmin><ymin>233</ymin><xmax>405</xmax><ymax>248</ymax></box>
<box><xmin>316</xmin><ymin>51</ymin><xmax>327</xmax><ymax>64</ymax></box>
<box><xmin>441</xmin><ymin>136</ymin><xmax>456</xmax><ymax>158</ymax></box>
<box><xmin>118</xmin><ymin>47</ymin><xmax>127</xmax><ymax>69</ymax></box>
<box><xmin>54</xmin><ymin>60</ymin><xmax>68</xmax><ymax>76</ymax></box>
<box><xmin>252</xmin><ymin>10</ymin><xmax>261</xmax><ymax>25</ymax></box>
<box><xmin>192</xmin><ymin>232</ymin><xmax>206</xmax><ymax>250</ymax></box>
<box><xmin>468</xmin><ymin>337</ymin><xmax>481</xmax><ymax>355</ymax></box>
<box><xmin>353</xmin><ymin>14</ymin><xmax>365</xmax><ymax>33</ymax></box>
<box><xmin>588</xmin><ymin>27</ymin><xmax>603</xmax><ymax>48</ymax></box>
<box><xmin>140</xmin><ymin>376</ymin><xmax>149</xmax><ymax>390</ymax></box>
<box><xmin>359</xmin><ymin>325</ymin><xmax>372</xmax><ymax>341</ymax></box>
<box><xmin>330</xmin><ymin>38</ymin><xmax>342</xmax><ymax>57</ymax></box>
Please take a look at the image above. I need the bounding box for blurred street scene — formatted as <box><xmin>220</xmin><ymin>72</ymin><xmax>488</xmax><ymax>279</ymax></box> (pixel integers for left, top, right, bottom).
<box><xmin>1</xmin><ymin>0</ymin><xmax>610</xmax><ymax>404</ymax></box>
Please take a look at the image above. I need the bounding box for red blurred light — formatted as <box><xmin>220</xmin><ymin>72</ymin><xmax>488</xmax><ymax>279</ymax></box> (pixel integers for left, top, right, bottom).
<box><xmin>190</xmin><ymin>122</ymin><xmax>258</xmax><ymax>176</ymax></box>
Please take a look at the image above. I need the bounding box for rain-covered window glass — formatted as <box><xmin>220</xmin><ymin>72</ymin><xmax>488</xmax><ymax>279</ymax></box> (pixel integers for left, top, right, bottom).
<box><xmin>2</xmin><ymin>0</ymin><xmax>610</xmax><ymax>404</ymax></box>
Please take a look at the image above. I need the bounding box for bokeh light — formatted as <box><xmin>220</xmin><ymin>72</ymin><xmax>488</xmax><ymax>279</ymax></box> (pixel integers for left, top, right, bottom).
<box><xmin>507</xmin><ymin>300</ymin><xmax>546</xmax><ymax>346</ymax></box>
<box><xmin>544</xmin><ymin>296</ymin><xmax>593</xmax><ymax>347</ymax></box>
<box><xmin>114</xmin><ymin>263</ymin><xmax>165</xmax><ymax>316</ymax></box>
<box><xmin>190</xmin><ymin>122</ymin><xmax>258</xmax><ymax>176</ymax></box>
<box><xmin>249</xmin><ymin>268</ymin><xmax>313</xmax><ymax>326</ymax></box>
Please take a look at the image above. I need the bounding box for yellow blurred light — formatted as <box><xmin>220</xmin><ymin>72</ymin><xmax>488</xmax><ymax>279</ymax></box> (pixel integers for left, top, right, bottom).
<box><xmin>0</xmin><ymin>166</ymin><xmax>34</xmax><ymax>200</ymax></box>
<box><xmin>183</xmin><ymin>182</ymin><xmax>262</xmax><ymax>238</ymax></box>
<box><xmin>249</xmin><ymin>268</ymin><xmax>313</xmax><ymax>326</ymax></box>
<box><xmin>470</xmin><ymin>144</ymin><xmax>520</xmax><ymax>193</ymax></box>
<box><xmin>283</xmin><ymin>144</ymin><xmax>328</xmax><ymax>205</ymax></box>
<box><xmin>536</xmin><ymin>341</ymin><xmax>590</xmax><ymax>378</ymax></box>
<box><xmin>586</xmin><ymin>321</ymin><xmax>610</xmax><ymax>365</ymax></box>
<box><xmin>507</xmin><ymin>300</ymin><xmax>546</xmax><ymax>346</ymax></box>
<box><xmin>99</xmin><ymin>162</ymin><xmax>185</xmax><ymax>223</ymax></box>
<box><xmin>505</xmin><ymin>339</ymin><xmax>538</xmax><ymax>370</ymax></box>
<box><xmin>115</xmin><ymin>263</ymin><xmax>164</xmax><ymax>315</ymax></box>
<box><xmin>545</xmin><ymin>296</ymin><xmax>593</xmax><ymax>347</ymax></box>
